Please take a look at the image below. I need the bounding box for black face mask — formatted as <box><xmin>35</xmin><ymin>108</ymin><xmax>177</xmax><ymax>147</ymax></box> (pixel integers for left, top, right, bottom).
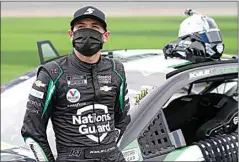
<box><xmin>72</xmin><ymin>28</ymin><xmax>104</xmax><ymax>57</ymax></box>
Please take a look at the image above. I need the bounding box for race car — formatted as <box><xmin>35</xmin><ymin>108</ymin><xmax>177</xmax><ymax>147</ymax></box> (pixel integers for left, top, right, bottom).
<box><xmin>1</xmin><ymin>40</ymin><xmax>238</xmax><ymax>162</ymax></box>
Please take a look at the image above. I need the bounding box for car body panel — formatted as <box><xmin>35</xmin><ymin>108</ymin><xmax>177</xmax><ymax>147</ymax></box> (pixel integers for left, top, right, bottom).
<box><xmin>123</xmin><ymin>54</ymin><xmax>189</xmax><ymax>76</ymax></box>
<box><xmin>1</xmin><ymin>141</ymin><xmax>17</xmax><ymax>150</ymax></box>
<box><xmin>121</xmin><ymin>139</ymin><xmax>143</xmax><ymax>161</ymax></box>
<box><xmin>164</xmin><ymin>146</ymin><xmax>204</xmax><ymax>161</ymax></box>
<box><xmin>1</xmin><ymin>142</ymin><xmax>35</xmax><ymax>161</ymax></box>
<box><xmin>119</xmin><ymin>61</ymin><xmax>238</xmax><ymax>161</ymax></box>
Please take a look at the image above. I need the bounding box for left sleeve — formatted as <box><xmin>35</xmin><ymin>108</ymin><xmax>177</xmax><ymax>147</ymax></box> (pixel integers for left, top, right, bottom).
<box><xmin>114</xmin><ymin>62</ymin><xmax>131</xmax><ymax>142</ymax></box>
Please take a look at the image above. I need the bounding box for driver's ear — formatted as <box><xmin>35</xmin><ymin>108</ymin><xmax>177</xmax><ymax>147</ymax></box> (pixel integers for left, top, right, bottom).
<box><xmin>103</xmin><ymin>31</ymin><xmax>110</xmax><ymax>43</ymax></box>
<box><xmin>68</xmin><ymin>30</ymin><xmax>73</xmax><ymax>41</ymax></box>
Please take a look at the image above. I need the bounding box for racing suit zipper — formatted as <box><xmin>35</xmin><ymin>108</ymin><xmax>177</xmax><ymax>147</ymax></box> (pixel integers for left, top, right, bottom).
<box><xmin>91</xmin><ymin>67</ymin><xmax>101</xmax><ymax>145</ymax></box>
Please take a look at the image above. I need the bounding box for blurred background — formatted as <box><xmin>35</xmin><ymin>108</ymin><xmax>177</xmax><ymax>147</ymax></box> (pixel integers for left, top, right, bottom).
<box><xmin>1</xmin><ymin>1</ymin><xmax>238</xmax><ymax>85</ymax></box>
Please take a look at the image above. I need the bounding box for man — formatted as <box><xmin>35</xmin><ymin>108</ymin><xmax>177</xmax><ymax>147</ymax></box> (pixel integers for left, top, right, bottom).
<box><xmin>163</xmin><ymin>9</ymin><xmax>225</xmax><ymax>63</ymax></box>
<box><xmin>21</xmin><ymin>6</ymin><xmax>131</xmax><ymax>162</ymax></box>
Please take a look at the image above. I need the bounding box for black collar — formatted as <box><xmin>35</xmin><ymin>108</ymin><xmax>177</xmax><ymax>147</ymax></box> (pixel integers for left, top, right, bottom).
<box><xmin>69</xmin><ymin>51</ymin><xmax>102</xmax><ymax>71</ymax></box>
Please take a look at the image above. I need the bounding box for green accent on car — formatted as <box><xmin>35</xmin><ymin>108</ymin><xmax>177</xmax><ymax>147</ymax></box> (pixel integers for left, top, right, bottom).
<box><xmin>112</xmin><ymin>60</ymin><xmax>125</xmax><ymax>111</ymax></box>
<box><xmin>41</xmin><ymin>61</ymin><xmax>63</xmax><ymax>118</ymax></box>
<box><xmin>167</xmin><ymin>61</ymin><xmax>193</xmax><ymax>68</ymax></box>
<box><xmin>163</xmin><ymin>146</ymin><xmax>188</xmax><ymax>161</ymax></box>
<box><xmin>122</xmin><ymin>139</ymin><xmax>143</xmax><ymax>162</ymax></box>
<box><xmin>24</xmin><ymin>137</ymin><xmax>49</xmax><ymax>162</ymax></box>
<box><xmin>123</xmin><ymin>139</ymin><xmax>140</xmax><ymax>150</ymax></box>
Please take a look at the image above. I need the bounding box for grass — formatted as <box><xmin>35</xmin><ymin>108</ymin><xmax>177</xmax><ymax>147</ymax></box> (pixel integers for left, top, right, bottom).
<box><xmin>1</xmin><ymin>16</ymin><xmax>238</xmax><ymax>85</ymax></box>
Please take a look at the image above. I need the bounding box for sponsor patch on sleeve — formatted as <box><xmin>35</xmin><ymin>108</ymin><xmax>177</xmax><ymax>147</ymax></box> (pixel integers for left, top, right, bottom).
<box><xmin>30</xmin><ymin>88</ymin><xmax>44</xmax><ymax>99</ymax></box>
<box><xmin>34</xmin><ymin>80</ymin><xmax>46</xmax><ymax>88</ymax></box>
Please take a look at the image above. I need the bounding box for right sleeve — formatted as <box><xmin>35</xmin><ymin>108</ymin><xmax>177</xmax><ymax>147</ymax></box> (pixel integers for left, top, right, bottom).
<box><xmin>21</xmin><ymin>69</ymin><xmax>55</xmax><ymax>162</ymax></box>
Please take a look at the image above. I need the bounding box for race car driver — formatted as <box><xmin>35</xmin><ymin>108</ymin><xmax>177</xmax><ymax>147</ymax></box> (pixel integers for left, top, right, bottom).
<box><xmin>163</xmin><ymin>9</ymin><xmax>225</xmax><ymax>63</ymax></box>
<box><xmin>21</xmin><ymin>6</ymin><xmax>131</xmax><ymax>162</ymax></box>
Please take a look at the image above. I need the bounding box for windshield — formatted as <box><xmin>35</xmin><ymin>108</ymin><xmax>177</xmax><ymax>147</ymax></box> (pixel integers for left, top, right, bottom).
<box><xmin>163</xmin><ymin>76</ymin><xmax>238</xmax><ymax>108</ymax></box>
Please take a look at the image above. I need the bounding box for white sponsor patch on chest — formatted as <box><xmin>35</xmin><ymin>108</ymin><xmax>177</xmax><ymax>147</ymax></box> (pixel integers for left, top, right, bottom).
<box><xmin>66</xmin><ymin>89</ymin><xmax>81</xmax><ymax>103</ymax></box>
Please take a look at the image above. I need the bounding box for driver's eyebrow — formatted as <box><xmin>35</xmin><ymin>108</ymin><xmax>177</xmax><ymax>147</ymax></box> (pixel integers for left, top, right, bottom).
<box><xmin>73</xmin><ymin>22</ymin><xmax>86</xmax><ymax>27</ymax></box>
<box><xmin>75</xmin><ymin>22</ymin><xmax>100</xmax><ymax>26</ymax></box>
<box><xmin>92</xmin><ymin>22</ymin><xmax>101</xmax><ymax>26</ymax></box>
<box><xmin>77</xmin><ymin>22</ymin><xmax>86</xmax><ymax>25</ymax></box>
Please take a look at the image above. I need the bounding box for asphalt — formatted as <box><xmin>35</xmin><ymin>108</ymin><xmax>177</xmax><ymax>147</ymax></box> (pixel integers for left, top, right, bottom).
<box><xmin>1</xmin><ymin>1</ymin><xmax>238</xmax><ymax>17</ymax></box>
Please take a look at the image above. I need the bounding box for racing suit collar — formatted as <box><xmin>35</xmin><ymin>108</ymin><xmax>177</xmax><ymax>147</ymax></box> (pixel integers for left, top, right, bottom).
<box><xmin>69</xmin><ymin>51</ymin><xmax>102</xmax><ymax>71</ymax></box>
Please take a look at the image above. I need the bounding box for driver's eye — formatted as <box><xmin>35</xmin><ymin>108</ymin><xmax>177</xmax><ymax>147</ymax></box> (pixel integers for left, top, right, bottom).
<box><xmin>77</xmin><ymin>26</ymin><xmax>85</xmax><ymax>29</ymax></box>
<box><xmin>92</xmin><ymin>26</ymin><xmax>99</xmax><ymax>30</ymax></box>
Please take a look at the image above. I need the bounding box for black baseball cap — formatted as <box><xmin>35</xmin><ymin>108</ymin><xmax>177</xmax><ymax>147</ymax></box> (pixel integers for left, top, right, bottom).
<box><xmin>70</xmin><ymin>6</ymin><xmax>107</xmax><ymax>31</ymax></box>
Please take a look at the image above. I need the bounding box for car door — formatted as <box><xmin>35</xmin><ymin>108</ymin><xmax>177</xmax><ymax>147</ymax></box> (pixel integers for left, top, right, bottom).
<box><xmin>119</xmin><ymin>59</ymin><xmax>238</xmax><ymax>161</ymax></box>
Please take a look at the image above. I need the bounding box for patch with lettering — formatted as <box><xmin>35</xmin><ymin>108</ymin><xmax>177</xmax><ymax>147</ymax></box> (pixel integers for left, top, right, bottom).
<box><xmin>51</xmin><ymin>68</ymin><xmax>59</xmax><ymax>74</ymax></box>
<box><xmin>66</xmin><ymin>75</ymin><xmax>87</xmax><ymax>87</ymax></box>
<box><xmin>30</xmin><ymin>88</ymin><xmax>44</xmax><ymax>99</ymax></box>
<box><xmin>97</xmin><ymin>75</ymin><xmax>111</xmax><ymax>84</ymax></box>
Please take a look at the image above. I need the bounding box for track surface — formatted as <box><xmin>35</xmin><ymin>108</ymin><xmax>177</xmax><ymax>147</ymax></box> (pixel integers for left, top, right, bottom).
<box><xmin>1</xmin><ymin>1</ymin><xmax>237</xmax><ymax>17</ymax></box>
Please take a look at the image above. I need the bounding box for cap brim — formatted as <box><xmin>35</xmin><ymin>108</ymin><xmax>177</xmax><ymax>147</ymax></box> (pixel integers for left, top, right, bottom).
<box><xmin>70</xmin><ymin>14</ymin><xmax>107</xmax><ymax>30</ymax></box>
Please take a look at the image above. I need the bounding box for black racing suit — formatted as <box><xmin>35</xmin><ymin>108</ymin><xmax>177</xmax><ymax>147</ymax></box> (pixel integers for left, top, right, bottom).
<box><xmin>21</xmin><ymin>53</ymin><xmax>131</xmax><ymax>162</ymax></box>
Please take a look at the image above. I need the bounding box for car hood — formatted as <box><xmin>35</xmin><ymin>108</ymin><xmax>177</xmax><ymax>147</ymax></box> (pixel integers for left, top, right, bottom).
<box><xmin>1</xmin><ymin>141</ymin><xmax>35</xmax><ymax>161</ymax></box>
